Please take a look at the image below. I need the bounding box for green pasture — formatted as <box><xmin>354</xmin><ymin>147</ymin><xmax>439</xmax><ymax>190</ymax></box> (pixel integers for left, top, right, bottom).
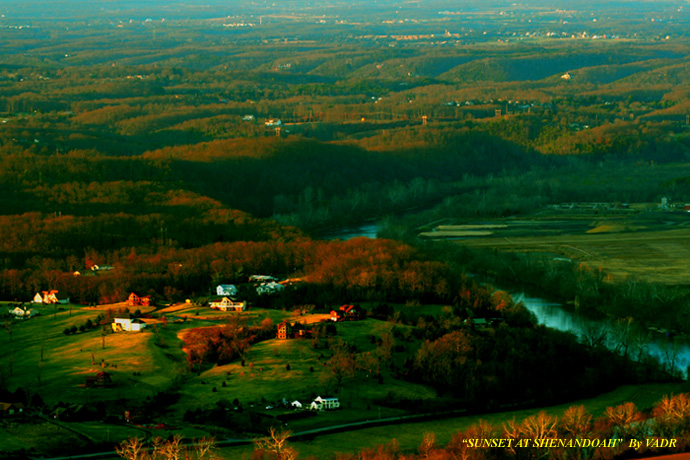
<box><xmin>0</xmin><ymin>304</ymin><xmax>185</xmax><ymax>406</ymax></box>
<box><xmin>0</xmin><ymin>418</ymin><xmax>91</xmax><ymax>456</ymax></box>
<box><xmin>171</xmin><ymin>318</ymin><xmax>434</xmax><ymax>420</ymax></box>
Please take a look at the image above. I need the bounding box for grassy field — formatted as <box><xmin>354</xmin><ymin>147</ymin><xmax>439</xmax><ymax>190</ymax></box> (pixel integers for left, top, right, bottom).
<box><xmin>171</xmin><ymin>317</ymin><xmax>433</xmax><ymax>417</ymax></box>
<box><xmin>4</xmin><ymin>299</ymin><xmax>690</xmax><ymax>459</ymax></box>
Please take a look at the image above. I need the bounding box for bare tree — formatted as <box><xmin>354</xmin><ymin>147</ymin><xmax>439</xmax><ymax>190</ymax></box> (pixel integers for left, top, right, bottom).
<box><xmin>116</xmin><ymin>437</ymin><xmax>148</xmax><ymax>460</ymax></box>
<box><xmin>116</xmin><ymin>436</ymin><xmax>217</xmax><ymax>460</ymax></box>
<box><xmin>559</xmin><ymin>405</ymin><xmax>592</xmax><ymax>438</ymax></box>
<box><xmin>418</xmin><ymin>432</ymin><xmax>436</xmax><ymax>458</ymax></box>
<box><xmin>653</xmin><ymin>393</ymin><xmax>690</xmax><ymax>437</ymax></box>
<box><xmin>605</xmin><ymin>402</ymin><xmax>641</xmax><ymax>438</ymax></box>
<box><xmin>253</xmin><ymin>427</ymin><xmax>298</xmax><ymax>460</ymax></box>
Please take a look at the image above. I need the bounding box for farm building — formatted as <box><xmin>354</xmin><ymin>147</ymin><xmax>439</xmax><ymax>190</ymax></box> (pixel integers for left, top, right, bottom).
<box><xmin>216</xmin><ymin>284</ymin><xmax>237</xmax><ymax>296</ymax></box>
<box><xmin>9</xmin><ymin>306</ymin><xmax>35</xmax><ymax>319</ymax></box>
<box><xmin>250</xmin><ymin>275</ymin><xmax>278</xmax><ymax>283</ymax></box>
<box><xmin>209</xmin><ymin>297</ymin><xmax>246</xmax><ymax>312</ymax></box>
<box><xmin>276</xmin><ymin>321</ymin><xmax>313</xmax><ymax>340</ymax></box>
<box><xmin>127</xmin><ymin>292</ymin><xmax>151</xmax><ymax>307</ymax></box>
<box><xmin>112</xmin><ymin>318</ymin><xmax>147</xmax><ymax>332</ymax></box>
<box><xmin>0</xmin><ymin>402</ymin><xmax>24</xmax><ymax>416</ymax></box>
<box><xmin>32</xmin><ymin>290</ymin><xmax>67</xmax><ymax>304</ymax></box>
<box><xmin>256</xmin><ymin>281</ymin><xmax>284</xmax><ymax>295</ymax></box>
<box><xmin>330</xmin><ymin>304</ymin><xmax>364</xmax><ymax>322</ymax></box>
<box><xmin>309</xmin><ymin>396</ymin><xmax>340</xmax><ymax>411</ymax></box>
<box><xmin>277</xmin><ymin>320</ymin><xmax>292</xmax><ymax>340</ymax></box>
<box><xmin>85</xmin><ymin>371</ymin><xmax>112</xmax><ymax>388</ymax></box>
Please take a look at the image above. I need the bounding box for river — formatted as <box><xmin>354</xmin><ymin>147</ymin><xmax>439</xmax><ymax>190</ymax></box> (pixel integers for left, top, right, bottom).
<box><xmin>321</xmin><ymin>221</ymin><xmax>690</xmax><ymax>378</ymax></box>
<box><xmin>514</xmin><ymin>293</ymin><xmax>690</xmax><ymax>378</ymax></box>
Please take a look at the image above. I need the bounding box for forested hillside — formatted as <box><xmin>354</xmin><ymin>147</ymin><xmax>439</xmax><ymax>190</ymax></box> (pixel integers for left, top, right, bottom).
<box><xmin>2</xmin><ymin>2</ymin><xmax>690</xmax><ymax>458</ymax></box>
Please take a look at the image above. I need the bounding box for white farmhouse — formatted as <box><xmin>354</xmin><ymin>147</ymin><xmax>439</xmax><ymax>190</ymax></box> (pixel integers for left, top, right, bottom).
<box><xmin>9</xmin><ymin>306</ymin><xmax>35</xmax><ymax>319</ymax></box>
<box><xmin>112</xmin><ymin>318</ymin><xmax>147</xmax><ymax>332</ymax></box>
<box><xmin>309</xmin><ymin>396</ymin><xmax>340</xmax><ymax>411</ymax></box>
<box><xmin>209</xmin><ymin>297</ymin><xmax>247</xmax><ymax>312</ymax></box>
<box><xmin>216</xmin><ymin>284</ymin><xmax>237</xmax><ymax>296</ymax></box>
<box><xmin>256</xmin><ymin>281</ymin><xmax>285</xmax><ymax>296</ymax></box>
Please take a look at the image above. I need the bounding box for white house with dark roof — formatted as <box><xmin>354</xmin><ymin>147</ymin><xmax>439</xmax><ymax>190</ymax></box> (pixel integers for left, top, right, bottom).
<box><xmin>216</xmin><ymin>284</ymin><xmax>237</xmax><ymax>296</ymax></box>
<box><xmin>309</xmin><ymin>396</ymin><xmax>340</xmax><ymax>411</ymax></box>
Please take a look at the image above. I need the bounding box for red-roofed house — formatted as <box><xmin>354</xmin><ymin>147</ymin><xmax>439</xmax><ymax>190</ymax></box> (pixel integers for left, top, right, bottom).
<box><xmin>127</xmin><ymin>292</ymin><xmax>151</xmax><ymax>307</ymax></box>
<box><xmin>330</xmin><ymin>304</ymin><xmax>363</xmax><ymax>322</ymax></box>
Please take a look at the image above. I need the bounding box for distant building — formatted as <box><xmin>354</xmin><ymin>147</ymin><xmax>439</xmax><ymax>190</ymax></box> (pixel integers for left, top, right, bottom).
<box><xmin>0</xmin><ymin>402</ymin><xmax>24</xmax><ymax>416</ymax></box>
<box><xmin>85</xmin><ymin>371</ymin><xmax>112</xmax><ymax>388</ymax></box>
<box><xmin>309</xmin><ymin>396</ymin><xmax>340</xmax><ymax>411</ymax></box>
<box><xmin>112</xmin><ymin>318</ymin><xmax>147</xmax><ymax>332</ymax></box>
<box><xmin>127</xmin><ymin>292</ymin><xmax>151</xmax><ymax>307</ymax></box>
<box><xmin>9</xmin><ymin>306</ymin><xmax>35</xmax><ymax>319</ymax></box>
<box><xmin>256</xmin><ymin>281</ymin><xmax>284</xmax><ymax>296</ymax></box>
<box><xmin>250</xmin><ymin>275</ymin><xmax>278</xmax><ymax>282</ymax></box>
<box><xmin>276</xmin><ymin>321</ymin><xmax>313</xmax><ymax>340</ymax></box>
<box><xmin>330</xmin><ymin>304</ymin><xmax>364</xmax><ymax>322</ymax></box>
<box><xmin>277</xmin><ymin>320</ymin><xmax>292</xmax><ymax>340</ymax></box>
<box><xmin>32</xmin><ymin>290</ymin><xmax>65</xmax><ymax>304</ymax></box>
<box><xmin>209</xmin><ymin>297</ymin><xmax>247</xmax><ymax>312</ymax></box>
<box><xmin>216</xmin><ymin>284</ymin><xmax>237</xmax><ymax>296</ymax></box>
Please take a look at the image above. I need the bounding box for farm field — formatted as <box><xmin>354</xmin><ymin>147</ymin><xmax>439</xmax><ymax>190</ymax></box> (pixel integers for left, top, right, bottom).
<box><xmin>421</xmin><ymin>207</ymin><xmax>690</xmax><ymax>285</ymax></box>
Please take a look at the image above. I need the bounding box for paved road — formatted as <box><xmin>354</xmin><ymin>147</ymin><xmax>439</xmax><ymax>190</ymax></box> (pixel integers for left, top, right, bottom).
<box><xmin>32</xmin><ymin>408</ymin><xmax>470</xmax><ymax>460</ymax></box>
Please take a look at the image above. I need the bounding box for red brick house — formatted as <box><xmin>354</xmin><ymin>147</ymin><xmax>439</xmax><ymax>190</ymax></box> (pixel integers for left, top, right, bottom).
<box><xmin>277</xmin><ymin>320</ymin><xmax>292</xmax><ymax>340</ymax></box>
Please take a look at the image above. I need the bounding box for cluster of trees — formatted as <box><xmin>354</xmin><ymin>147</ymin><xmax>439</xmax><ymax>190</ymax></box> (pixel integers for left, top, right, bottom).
<box><xmin>182</xmin><ymin>317</ymin><xmax>275</xmax><ymax>372</ymax></box>
<box><xmin>0</xmin><ymin>236</ymin><xmax>465</xmax><ymax>306</ymax></box>
<box><xmin>116</xmin><ymin>435</ymin><xmax>217</xmax><ymax>460</ymax></box>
